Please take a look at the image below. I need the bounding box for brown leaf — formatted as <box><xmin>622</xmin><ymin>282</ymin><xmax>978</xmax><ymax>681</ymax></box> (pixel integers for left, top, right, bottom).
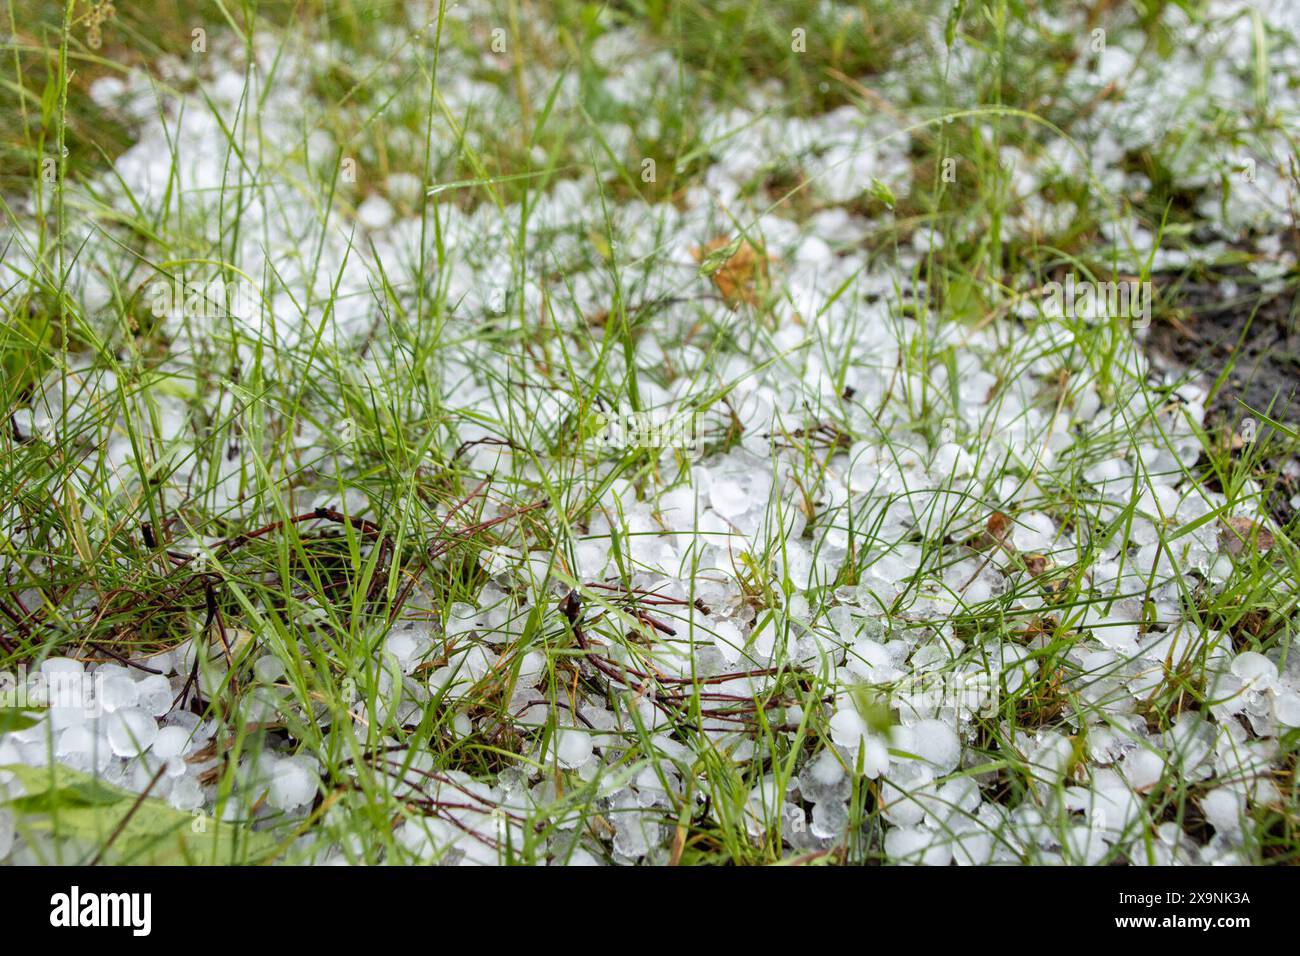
<box><xmin>1219</xmin><ymin>516</ymin><xmax>1275</xmax><ymax>557</ymax></box>
<box><xmin>1023</xmin><ymin>553</ymin><xmax>1050</xmax><ymax>576</ymax></box>
<box><xmin>968</xmin><ymin>511</ymin><xmax>1012</xmax><ymax>551</ymax></box>
<box><xmin>693</xmin><ymin>236</ymin><xmax>770</xmax><ymax>306</ymax></box>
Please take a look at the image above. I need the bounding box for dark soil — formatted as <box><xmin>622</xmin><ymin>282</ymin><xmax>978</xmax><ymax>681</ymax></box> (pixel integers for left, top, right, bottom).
<box><xmin>1146</xmin><ymin>267</ymin><xmax>1300</xmax><ymax>428</ymax></box>
<box><xmin>1145</xmin><ymin>265</ymin><xmax>1300</xmax><ymax>524</ymax></box>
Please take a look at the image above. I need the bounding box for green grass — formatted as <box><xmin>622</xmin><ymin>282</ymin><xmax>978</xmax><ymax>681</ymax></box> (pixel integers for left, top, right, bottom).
<box><xmin>1</xmin><ymin>0</ymin><xmax>1298</xmax><ymax>865</ymax></box>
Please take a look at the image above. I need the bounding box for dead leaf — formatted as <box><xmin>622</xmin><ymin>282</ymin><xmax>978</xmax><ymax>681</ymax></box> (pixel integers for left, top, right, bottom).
<box><xmin>693</xmin><ymin>236</ymin><xmax>770</xmax><ymax>306</ymax></box>
<box><xmin>971</xmin><ymin>510</ymin><xmax>1012</xmax><ymax>550</ymax></box>
<box><xmin>1220</xmin><ymin>516</ymin><xmax>1275</xmax><ymax>556</ymax></box>
<box><xmin>1041</xmin><ymin>577</ymin><xmax>1070</xmax><ymax>600</ymax></box>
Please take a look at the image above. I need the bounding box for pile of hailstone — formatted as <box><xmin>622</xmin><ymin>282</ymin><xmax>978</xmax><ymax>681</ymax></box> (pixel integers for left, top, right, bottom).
<box><xmin>3</xmin><ymin>0</ymin><xmax>1300</xmax><ymax>865</ymax></box>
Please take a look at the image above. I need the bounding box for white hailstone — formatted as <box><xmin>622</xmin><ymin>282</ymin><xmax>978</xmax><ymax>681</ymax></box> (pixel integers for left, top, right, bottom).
<box><xmin>845</xmin><ymin>638</ymin><xmax>892</xmax><ymax>682</ymax></box>
<box><xmin>553</xmin><ymin>729</ymin><xmax>593</xmax><ymax>769</ymax></box>
<box><xmin>1248</xmin><ymin>776</ymin><xmax>1281</xmax><ymax>808</ymax></box>
<box><xmin>1146</xmin><ymin>821</ymin><xmax>1194</xmax><ymax>866</ymax></box>
<box><xmin>950</xmin><ymin>823</ymin><xmax>996</xmax><ymax>866</ymax></box>
<box><xmin>40</xmin><ymin>657</ymin><xmax>83</xmax><ymax>679</ymax></box>
<box><xmin>561</xmin><ymin>847</ymin><xmax>601</xmax><ymax>866</ymax></box>
<box><xmin>445</xmin><ymin>602</ymin><xmax>478</xmax><ymax>638</ymax></box>
<box><xmin>1206</xmin><ymin>670</ymin><xmax>1247</xmax><ymax>719</ymax></box>
<box><xmin>651</xmin><ymin>733</ymin><xmax>690</xmax><ymax>767</ymax></box>
<box><xmin>1125</xmin><ymin>661</ymin><xmax>1164</xmax><ymax>700</ymax></box>
<box><xmin>168</xmin><ymin>776</ymin><xmax>203</xmax><ymax>812</ymax></box>
<box><xmin>88</xmin><ymin>75</ymin><xmax>127</xmax><ymax>108</ymax></box>
<box><xmin>46</xmin><ymin>684</ymin><xmax>91</xmax><ymax>732</ymax></box>
<box><xmin>1064</xmin><ymin>824</ymin><xmax>1109</xmax><ymax>865</ymax></box>
<box><xmin>710</xmin><ymin>618</ymin><xmax>745</xmax><ymax>666</ymax></box>
<box><xmin>135</xmin><ymin>674</ymin><xmax>174</xmax><ymax>717</ymax></box>
<box><xmin>885</xmin><ymin>826</ymin><xmax>952</xmax><ymax>866</ymax></box>
<box><xmin>708</xmin><ymin>478</ymin><xmax>750</xmax><ymax>519</ymax></box>
<box><xmin>799</xmin><ymin>749</ymin><xmax>850</xmax><ymax>804</ymax></box>
<box><xmin>395</xmin><ymin>819</ymin><xmax>440</xmax><ymax>860</ymax></box>
<box><xmin>0</xmin><ymin>806</ymin><xmax>13</xmax><ymax>862</ymax></box>
<box><xmin>809</xmin><ymin>799</ymin><xmax>849</xmax><ymax>839</ymax></box>
<box><xmin>196</xmin><ymin>657</ymin><xmax>229</xmax><ymax>700</ymax></box>
<box><xmin>1013</xmin><ymin>511</ymin><xmax>1056</xmax><ymax>552</ymax></box>
<box><xmin>880</xmin><ymin>766</ymin><xmax>934</xmax><ymax>827</ymax></box>
<box><xmin>1024</xmin><ymin>730</ymin><xmax>1073</xmax><ymax>784</ymax></box>
<box><xmin>55</xmin><ymin>725</ymin><xmax>104</xmax><ymax>773</ymax></box>
<box><xmin>610</xmin><ymin>791</ymin><xmax>653</xmax><ymax>859</ymax></box>
<box><xmin>1092</xmin><ymin>614</ymin><xmax>1139</xmax><ymax>652</ymax></box>
<box><xmin>743</xmin><ymin>774</ymin><xmax>783</xmax><ymax>834</ymax></box>
<box><xmin>431</xmin><ymin>645</ymin><xmax>495</xmax><ymax>693</ymax></box>
<box><xmin>515</xmin><ymin>650</ymin><xmax>546</xmax><ymax>688</ymax></box>
<box><xmin>253</xmin><ymin>655</ymin><xmax>285</xmax><ymax>684</ymax></box>
<box><xmin>931</xmin><ymin>442</ymin><xmax>973</xmax><ymax>478</ymax></box>
<box><xmin>385</xmin><ymin>172</ymin><xmax>424</xmax><ymax>206</ymax></box>
<box><xmin>1274</xmin><ymin>689</ymin><xmax>1300</xmax><ymax>727</ymax></box>
<box><xmin>131</xmin><ymin>758</ymin><xmax>174</xmax><ymax>797</ymax></box>
<box><xmin>574</xmin><ymin>538</ymin><xmax>611</xmax><ymax>577</ymax></box>
<box><xmin>806</xmin><ymin>748</ymin><xmax>844</xmax><ymax>787</ymax></box>
<box><xmin>750</xmin><ymin>624</ymin><xmax>777</xmax><ymax>661</ymax></box>
<box><xmin>910</xmin><ymin>719</ymin><xmax>960</xmax><ymax>773</ymax></box>
<box><xmin>782</xmin><ymin>804</ymin><xmax>815</xmax><ymax>849</ymax></box>
<box><xmin>99</xmin><ymin>672</ymin><xmax>140</xmax><ymax>713</ymax></box>
<box><xmin>612</xmin><ymin>813</ymin><xmax>651</xmax><ymax>860</ymax></box>
<box><xmin>634</xmin><ymin>766</ymin><xmax>670</xmax><ymax>807</ymax></box>
<box><xmin>149</xmin><ymin>651</ymin><xmax>175</xmax><ymax>677</ymax></box>
<box><xmin>268</xmin><ymin>756</ymin><xmax>318</xmax><ymax>811</ymax></box>
<box><xmin>829</xmin><ymin>708</ymin><xmax>868</xmax><ymax>750</ymax></box>
<box><xmin>999</xmin><ymin>643</ymin><xmax>1037</xmax><ymax>695</ymax></box>
<box><xmin>1121</xmin><ymin>749</ymin><xmax>1164</xmax><ymax>791</ymax></box>
<box><xmin>1200</xmin><ymin>787</ymin><xmax>1245</xmax><ymax>838</ymax></box>
<box><xmin>932</xmin><ymin>777</ymin><xmax>981</xmax><ymax>827</ymax></box>
<box><xmin>1088</xmin><ymin>784</ymin><xmax>1143</xmax><ymax>841</ymax></box>
<box><xmin>1231</xmin><ymin>652</ymin><xmax>1277</xmax><ymax>691</ymax></box>
<box><xmin>356</xmin><ymin>195</ymin><xmax>395</xmax><ymax>230</ymax></box>
<box><xmin>1165</xmin><ymin>713</ymin><xmax>1215</xmax><ymax>779</ymax></box>
<box><xmin>793</xmin><ymin>234</ymin><xmax>833</xmax><ymax>265</ymax></box>
<box><xmin>105</xmin><ymin>708</ymin><xmax>158</xmax><ymax>757</ymax></box>
<box><xmin>385</xmin><ymin>628</ymin><xmax>430</xmax><ymax>674</ymax></box>
<box><xmin>859</xmin><ymin>735</ymin><xmax>890</xmax><ymax>779</ymax></box>
<box><xmin>152</xmin><ymin>725</ymin><xmax>191</xmax><ymax>760</ymax></box>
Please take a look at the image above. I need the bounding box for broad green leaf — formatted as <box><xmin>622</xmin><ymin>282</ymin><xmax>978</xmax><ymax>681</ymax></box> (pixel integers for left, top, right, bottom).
<box><xmin>2</xmin><ymin>762</ymin><xmax>281</xmax><ymax>865</ymax></box>
<box><xmin>6</xmin><ymin>778</ymin><xmax>122</xmax><ymax>813</ymax></box>
<box><xmin>0</xmin><ymin>707</ymin><xmax>43</xmax><ymax>734</ymax></box>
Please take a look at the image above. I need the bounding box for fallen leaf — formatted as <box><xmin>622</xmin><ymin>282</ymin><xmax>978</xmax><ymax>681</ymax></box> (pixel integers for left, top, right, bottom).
<box><xmin>2</xmin><ymin>762</ymin><xmax>281</xmax><ymax>865</ymax></box>
<box><xmin>1023</xmin><ymin>553</ymin><xmax>1050</xmax><ymax>576</ymax></box>
<box><xmin>694</xmin><ymin>236</ymin><xmax>770</xmax><ymax>306</ymax></box>
<box><xmin>0</xmin><ymin>708</ymin><xmax>43</xmax><ymax>735</ymax></box>
<box><xmin>971</xmin><ymin>511</ymin><xmax>1012</xmax><ymax>550</ymax></box>
<box><xmin>1220</xmin><ymin>516</ymin><xmax>1274</xmax><ymax>557</ymax></box>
